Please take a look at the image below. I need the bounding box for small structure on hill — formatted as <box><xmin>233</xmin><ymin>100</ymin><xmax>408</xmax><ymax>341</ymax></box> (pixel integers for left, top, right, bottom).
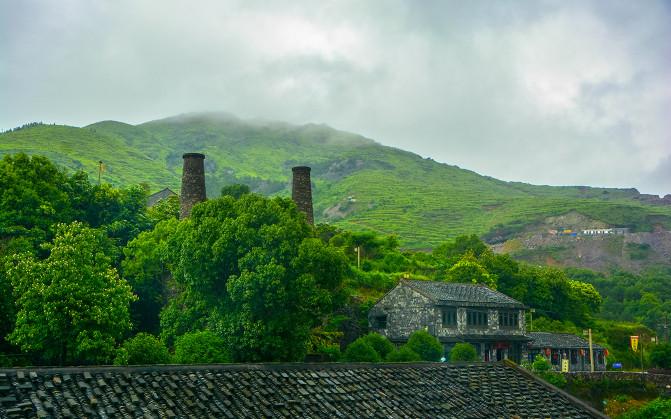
<box><xmin>0</xmin><ymin>362</ymin><xmax>605</xmax><ymax>418</ymax></box>
<box><xmin>525</xmin><ymin>332</ymin><xmax>607</xmax><ymax>372</ymax></box>
<box><xmin>147</xmin><ymin>187</ymin><xmax>177</xmax><ymax>207</ymax></box>
<box><xmin>369</xmin><ymin>280</ymin><xmax>529</xmax><ymax>363</ymax></box>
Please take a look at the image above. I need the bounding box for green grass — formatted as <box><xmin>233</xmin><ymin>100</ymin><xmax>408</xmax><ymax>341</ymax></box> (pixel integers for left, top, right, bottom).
<box><xmin>2</xmin><ymin>113</ymin><xmax>670</xmax><ymax>248</ymax></box>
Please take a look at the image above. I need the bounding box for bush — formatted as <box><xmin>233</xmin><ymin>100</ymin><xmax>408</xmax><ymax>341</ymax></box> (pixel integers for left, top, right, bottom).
<box><xmin>406</xmin><ymin>330</ymin><xmax>443</xmax><ymax>361</ymax></box>
<box><xmin>343</xmin><ymin>340</ymin><xmax>381</xmax><ymax>362</ymax></box>
<box><xmin>361</xmin><ymin>333</ymin><xmax>394</xmax><ymax>359</ymax></box>
<box><xmin>173</xmin><ymin>331</ymin><xmax>229</xmax><ymax>364</ymax></box>
<box><xmin>649</xmin><ymin>344</ymin><xmax>671</xmax><ymax>369</ymax></box>
<box><xmin>621</xmin><ymin>397</ymin><xmax>671</xmax><ymax>419</ymax></box>
<box><xmin>114</xmin><ymin>333</ymin><xmax>171</xmax><ymax>365</ymax></box>
<box><xmin>531</xmin><ymin>355</ymin><xmax>567</xmax><ymax>388</ymax></box>
<box><xmin>386</xmin><ymin>346</ymin><xmax>422</xmax><ymax>362</ymax></box>
<box><xmin>449</xmin><ymin>343</ymin><xmax>479</xmax><ymax>362</ymax></box>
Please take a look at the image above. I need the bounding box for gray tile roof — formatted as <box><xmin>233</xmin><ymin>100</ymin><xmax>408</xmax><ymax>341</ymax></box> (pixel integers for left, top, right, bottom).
<box><xmin>529</xmin><ymin>332</ymin><xmax>605</xmax><ymax>350</ymax></box>
<box><xmin>147</xmin><ymin>188</ymin><xmax>177</xmax><ymax>207</ymax></box>
<box><xmin>0</xmin><ymin>362</ymin><xmax>605</xmax><ymax>418</ymax></box>
<box><xmin>404</xmin><ymin>280</ymin><xmax>525</xmax><ymax>308</ymax></box>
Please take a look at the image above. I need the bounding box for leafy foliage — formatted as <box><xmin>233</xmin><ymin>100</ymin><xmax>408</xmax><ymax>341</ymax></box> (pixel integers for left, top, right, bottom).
<box><xmin>7</xmin><ymin>222</ymin><xmax>136</xmax><ymax>365</ymax></box>
<box><xmin>173</xmin><ymin>331</ymin><xmax>229</xmax><ymax>364</ymax></box>
<box><xmin>531</xmin><ymin>355</ymin><xmax>567</xmax><ymax>388</ymax></box>
<box><xmin>406</xmin><ymin>330</ymin><xmax>443</xmax><ymax>361</ymax></box>
<box><xmin>620</xmin><ymin>397</ymin><xmax>671</xmax><ymax>419</ymax></box>
<box><xmin>114</xmin><ymin>333</ymin><xmax>171</xmax><ymax>365</ymax></box>
<box><xmin>161</xmin><ymin>194</ymin><xmax>348</xmax><ymax>362</ymax></box>
<box><xmin>220</xmin><ymin>183</ymin><xmax>251</xmax><ymax>199</ymax></box>
<box><xmin>343</xmin><ymin>339</ymin><xmax>381</xmax><ymax>362</ymax></box>
<box><xmin>449</xmin><ymin>343</ymin><xmax>479</xmax><ymax>362</ymax></box>
<box><xmin>386</xmin><ymin>346</ymin><xmax>422</xmax><ymax>362</ymax></box>
<box><xmin>649</xmin><ymin>344</ymin><xmax>671</xmax><ymax>369</ymax></box>
<box><xmin>359</xmin><ymin>333</ymin><xmax>394</xmax><ymax>359</ymax></box>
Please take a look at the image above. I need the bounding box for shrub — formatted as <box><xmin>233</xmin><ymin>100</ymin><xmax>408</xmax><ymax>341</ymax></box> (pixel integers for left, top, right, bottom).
<box><xmin>449</xmin><ymin>343</ymin><xmax>479</xmax><ymax>362</ymax></box>
<box><xmin>173</xmin><ymin>331</ymin><xmax>229</xmax><ymax>364</ymax></box>
<box><xmin>406</xmin><ymin>330</ymin><xmax>442</xmax><ymax>361</ymax></box>
<box><xmin>621</xmin><ymin>397</ymin><xmax>671</xmax><ymax>419</ymax></box>
<box><xmin>531</xmin><ymin>355</ymin><xmax>567</xmax><ymax>388</ymax></box>
<box><xmin>361</xmin><ymin>333</ymin><xmax>394</xmax><ymax>359</ymax></box>
<box><xmin>386</xmin><ymin>346</ymin><xmax>422</xmax><ymax>362</ymax></box>
<box><xmin>649</xmin><ymin>344</ymin><xmax>671</xmax><ymax>369</ymax></box>
<box><xmin>114</xmin><ymin>333</ymin><xmax>171</xmax><ymax>365</ymax></box>
<box><xmin>343</xmin><ymin>340</ymin><xmax>381</xmax><ymax>362</ymax></box>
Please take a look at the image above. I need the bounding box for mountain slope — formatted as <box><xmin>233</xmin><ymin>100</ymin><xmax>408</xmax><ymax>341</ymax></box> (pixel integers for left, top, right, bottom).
<box><xmin>2</xmin><ymin>113</ymin><xmax>670</xmax><ymax>248</ymax></box>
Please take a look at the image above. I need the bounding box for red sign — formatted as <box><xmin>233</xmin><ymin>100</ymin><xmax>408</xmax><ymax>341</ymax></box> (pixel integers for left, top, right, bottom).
<box><xmin>545</xmin><ymin>348</ymin><xmax>551</xmax><ymax>356</ymax></box>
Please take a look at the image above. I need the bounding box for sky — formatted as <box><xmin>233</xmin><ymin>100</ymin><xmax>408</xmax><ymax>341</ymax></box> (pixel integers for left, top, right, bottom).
<box><xmin>1</xmin><ymin>0</ymin><xmax>670</xmax><ymax>195</ymax></box>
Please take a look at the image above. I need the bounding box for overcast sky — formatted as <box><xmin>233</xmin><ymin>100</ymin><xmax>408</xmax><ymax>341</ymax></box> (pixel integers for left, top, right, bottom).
<box><xmin>1</xmin><ymin>0</ymin><xmax>670</xmax><ymax>195</ymax></box>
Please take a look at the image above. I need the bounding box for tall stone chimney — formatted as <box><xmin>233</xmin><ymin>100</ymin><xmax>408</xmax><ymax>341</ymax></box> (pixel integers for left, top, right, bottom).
<box><xmin>180</xmin><ymin>153</ymin><xmax>206</xmax><ymax>219</ymax></box>
<box><xmin>292</xmin><ymin>166</ymin><xmax>314</xmax><ymax>225</ymax></box>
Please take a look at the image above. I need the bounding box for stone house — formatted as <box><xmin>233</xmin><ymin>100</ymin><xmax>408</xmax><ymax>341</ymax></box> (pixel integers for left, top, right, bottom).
<box><xmin>525</xmin><ymin>332</ymin><xmax>607</xmax><ymax>372</ymax></box>
<box><xmin>368</xmin><ymin>280</ymin><xmax>529</xmax><ymax>363</ymax></box>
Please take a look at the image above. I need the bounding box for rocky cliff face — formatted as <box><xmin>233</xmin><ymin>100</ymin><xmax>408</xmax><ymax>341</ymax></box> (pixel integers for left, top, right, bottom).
<box><xmin>491</xmin><ymin>212</ymin><xmax>671</xmax><ymax>272</ymax></box>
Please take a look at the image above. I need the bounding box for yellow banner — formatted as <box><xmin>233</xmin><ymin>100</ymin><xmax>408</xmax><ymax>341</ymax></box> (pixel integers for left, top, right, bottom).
<box><xmin>630</xmin><ymin>335</ymin><xmax>639</xmax><ymax>352</ymax></box>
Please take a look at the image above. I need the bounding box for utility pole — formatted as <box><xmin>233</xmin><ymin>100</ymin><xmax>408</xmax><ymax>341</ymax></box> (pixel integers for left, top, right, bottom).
<box><xmin>529</xmin><ymin>308</ymin><xmax>535</xmax><ymax>332</ymax></box>
<box><xmin>355</xmin><ymin>246</ymin><xmax>361</xmax><ymax>269</ymax></box>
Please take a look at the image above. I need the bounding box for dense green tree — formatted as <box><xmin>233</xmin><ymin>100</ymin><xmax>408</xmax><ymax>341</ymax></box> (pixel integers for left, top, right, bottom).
<box><xmin>446</xmin><ymin>252</ymin><xmax>497</xmax><ymax>289</ymax></box>
<box><xmin>6</xmin><ymin>222</ymin><xmax>136</xmax><ymax>365</ymax></box>
<box><xmin>173</xmin><ymin>331</ymin><xmax>229</xmax><ymax>364</ymax></box>
<box><xmin>386</xmin><ymin>346</ymin><xmax>422</xmax><ymax>362</ymax></box>
<box><xmin>649</xmin><ymin>344</ymin><xmax>671</xmax><ymax>369</ymax></box>
<box><xmin>114</xmin><ymin>333</ymin><xmax>171</xmax><ymax>365</ymax></box>
<box><xmin>220</xmin><ymin>183</ymin><xmax>250</xmax><ymax>199</ymax></box>
<box><xmin>531</xmin><ymin>354</ymin><xmax>566</xmax><ymax>387</ymax></box>
<box><xmin>433</xmin><ymin>234</ymin><xmax>488</xmax><ymax>264</ymax></box>
<box><xmin>343</xmin><ymin>339</ymin><xmax>381</xmax><ymax>362</ymax></box>
<box><xmin>360</xmin><ymin>333</ymin><xmax>394</xmax><ymax>359</ymax></box>
<box><xmin>122</xmin><ymin>218</ymin><xmax>179</xmax><ymax>333</ymax></box>
<box><xmin>449</xmin><ymin>343</ymin><xmax>479</xmax><ymax>362</ymax></box>
<box><xmin>147</xmin><ymin>195</ymin><xmax>180</xmax><ymax>224</ymax></box>
<box><xmin>406</xmin><ymin>330</ymin><xmax>443</xmax><ymax>361</ymax></box>
<box><xmin>161</xmin><ymin>194</ymin><xmax>348</xmax><ymax>362</ymax></box>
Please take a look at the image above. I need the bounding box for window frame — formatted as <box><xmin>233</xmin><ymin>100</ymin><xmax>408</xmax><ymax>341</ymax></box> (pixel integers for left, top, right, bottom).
<box><xmin>441</xmin><ymin>307</ymin><xmax>457</xmax><ymax>328</ymax></box>
<box><xmin>498</xmin><ymin>311</ymin><xmax>519</xmax><ymax>329</ymax></box>
<box><xmin>466</xmin><ymin>309</ymin><xmax>488</xmax><ymax>328</ymax></box>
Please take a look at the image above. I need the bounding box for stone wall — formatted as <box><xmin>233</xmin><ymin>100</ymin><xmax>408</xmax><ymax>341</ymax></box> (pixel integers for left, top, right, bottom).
<box><xmin>564</xmin><ymin>371</ymin><xmax>671</xmax><ymax>390</ymax></box>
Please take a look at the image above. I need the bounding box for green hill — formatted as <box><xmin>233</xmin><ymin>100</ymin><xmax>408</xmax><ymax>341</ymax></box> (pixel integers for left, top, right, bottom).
<box><xmin>2</xmin><ymin>113</ymin><xmax>670</xmax><ymax>248</ymax></box>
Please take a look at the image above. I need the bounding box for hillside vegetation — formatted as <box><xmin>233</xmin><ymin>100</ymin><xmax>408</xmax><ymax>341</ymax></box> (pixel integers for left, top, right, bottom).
<box><xmin>2</xmin><ymin>113</ymin><xmax>670</xmax><ymax>248</ymax></box>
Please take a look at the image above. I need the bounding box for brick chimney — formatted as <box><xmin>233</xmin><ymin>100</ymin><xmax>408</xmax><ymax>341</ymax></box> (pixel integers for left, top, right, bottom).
<box><xmin>291</xmin><ymin>166</ymin><xmax>314</xmax><ymax>225</ymax></box>
<box><xmin>180</xmin><ymin>153</ymin><xmax>206</xmax><ymax>219</ymax></box>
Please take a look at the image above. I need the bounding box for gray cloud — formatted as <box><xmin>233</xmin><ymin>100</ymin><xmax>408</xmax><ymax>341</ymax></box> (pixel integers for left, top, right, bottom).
<box><xmin>1</xmin><ymin>0</ymin><xmax>669</xmax><ymax>194</ymax></box>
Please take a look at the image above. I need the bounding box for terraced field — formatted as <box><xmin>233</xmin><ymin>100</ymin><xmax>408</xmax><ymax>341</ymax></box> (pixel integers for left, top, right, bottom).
<box><xmin>1</xmin><ymin>113</ymin><xmax>669</xmax><ymax>248</ymax></box>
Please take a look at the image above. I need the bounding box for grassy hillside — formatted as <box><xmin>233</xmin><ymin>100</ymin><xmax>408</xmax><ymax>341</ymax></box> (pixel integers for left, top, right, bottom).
<box><xmin>2</xmin><ymin>113</ymin><xmax>670</xmax><ymax>248</ymax></box>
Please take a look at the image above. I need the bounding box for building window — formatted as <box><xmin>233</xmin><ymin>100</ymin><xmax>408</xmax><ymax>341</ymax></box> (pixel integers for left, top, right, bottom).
<box><xmin>466</xmin><ymin>310</ymin><xmax>488</xmax><ymax>327</ymax></box>
<box><xmin>498</xmin><ymin>311</ymin><xmax>519</xmax><ymax>329</ymax></box>
<box><xmin>442</xmin><ymin>308</ymin><xmax>457</xmax><ymax>327</ymax></box>
<box><xmin>372</xmin><ymin>315</ymin><xmax>387</xmax><ymax>329</ymax></box>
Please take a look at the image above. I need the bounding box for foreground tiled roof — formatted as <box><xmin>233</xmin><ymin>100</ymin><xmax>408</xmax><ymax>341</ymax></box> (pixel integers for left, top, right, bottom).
<box><xmin>0</xmin><ymin>362</ymin><xmax>605</xmax><ymax>418</ymax></box>
<box><xmin>529</xmin><ymin>332</ymin><xmax>605</xmax><ymax>350</ymax></box>
<box><xmin>404</xmin><ymin>280</ymin><xmax>525</xmax><ymax>308</ymax></box>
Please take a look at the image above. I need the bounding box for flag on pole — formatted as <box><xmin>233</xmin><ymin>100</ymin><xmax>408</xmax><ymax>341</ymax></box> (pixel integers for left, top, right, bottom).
<box><xmin>630</xmin><ymin>335</ymin><xmax>639</xmax><ymax>352</ymax></box>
